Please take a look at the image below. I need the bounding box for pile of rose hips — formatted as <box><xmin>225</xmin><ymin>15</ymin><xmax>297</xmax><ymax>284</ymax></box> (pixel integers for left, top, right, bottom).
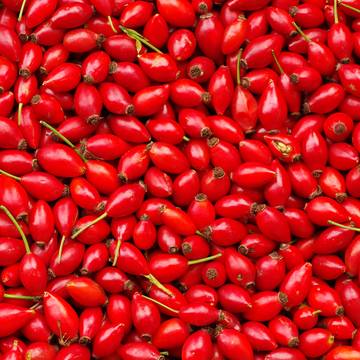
<box><xmin>2</xmin><ymin>0</ymin><xmax>360</xmax><ymax>359</ymax></box>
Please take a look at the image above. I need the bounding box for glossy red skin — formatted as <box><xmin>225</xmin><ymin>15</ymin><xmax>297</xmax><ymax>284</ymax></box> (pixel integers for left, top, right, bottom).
<box><xmin>232</xmin><ymin>162</ymin><xmax>275</xmax><ymax>189</ymax></box>
<box><xmin>0</xmin><ymin>56</ymin><xmax>17</xmax><ymax>93</ymax></box>
<box><xmin>338</xmin><ymin>64</ymin><xmax>360</xmax><ymax>98</ymax></box>
<box><xmin>324</xmin><ymin>112</ymin><xmax>353</xmax><ymax>142</ymax></box>
<box><xmin>106</xmin><ymin>294</ymin><xmax>132</xmax><ymax>333</ymax></box>
<box><xmin>290</xmin><ymin>29</ymin><xmax>326</xmax><ymax>55</ymax></box>
<box><xmin>325</xmin><ymin>346</ymin><xmax>360</xmax><ymax>360</ymax></box>
<box><xmin>111</xmin><ymin>62</ymin><xmax>150</xmax><ymax>94</ymax></box>
<box><xmin>120</xmin><ymin>1</ymin><xmax>153</xmax><ymax>28</ymax></box>
<box><xmin>208</xmin><ymin>138</ymin><xmax>241</xmax><ymax>173</ymax></box>
<box><xmin>55</xmin><ymin>344</ymin><xmax>91</xmax><ymax>360</ymax></box>
<box><xmin>143</xmin><ymin>14</ymin><xmax>169</xmax><ymax>49</ymax></box>
<box><xmin>43</xmin><ymin>291</ymin><xmax>79</xmax><ymax>343</ymax></box>
<box><xmin>305</xmin><ymin>83</ymin><xmax>345</xmax><ymax>114</ymax></box>
<box><xmin>217</xmin><ymin>283</ymin><xmax>252</xmax><ymax>312</ymax></box>
<box><xmin>49</xmin><ymin>241</ymin><xmax>85</xmax><ymax>277</ymax></box>
<box><xmin>0</xmin><ymin>175</ymin><xmax>30</xmax><ymax>219</ymax></box>
<box><xmin>330</xmin><ymin>142</ymin><xmax>359</xmax><ymax>171</ymax></box>
<box><xmin>134</xmin><ymin>84</ymin><xmax>170</xmax><ymax>117</ymax></box>
<box><xmin>0</xmin><ymin>25</ymin><xmax>21</xmax><ymax>62</ymax></box>
<box><xmin>42</xmin><ymin>63</ymin><xmax>81</xmax><ymax>92</ymax></box>
<box><xmin>187</xmin><ymin>56</ymin><xmax>215</xmax><ymax>83</ymax></box>
<box><xmin>22</xmin><ymin>311</ymin><xmax>52</xmax><ymax>343</ymax></box>
<box><xmin>50</xmin><ymin>3</ymin><xmax>93</xmax><ymax>29</ymax></box>
<box><xmin>222</xmin><ymin>16</ymin><xmax>248</xmax><ymax>55</ymax></box>
<box><xmin>224</xmin><ymin>247</ymin><xmax>256</xmax><ymax>288</ymax></box>
<box><xmin>217</xmin><ymin>329</ymin><xmax>254</xmax><ymax>360</ymax></box>
<box><xmin>328</xmin><ymin>23</ymin><xmax>353</xmax><ymax>62</ymax></box>
<box><xmin>147</xmin><ymin>117</ymin><xmax>184</xmax><ymax>144</ymax></box>
<box><xmin>95</xmin><ymin>267</ymin><xmax>132</xmax><ymax>294</ymax></box>
<box><xmin>0</xmin><ymin>91</ymin><xmax>14</xmax><ymax>117</ymax></box>
<box><xmin>314</xmin><ymin>226</ymin><xmax>354</xmax><ymax>255</ymax></box>
<box><xmin>53</xmin><ymin>197</ymin><xmax>78</xmax><ymax>240</ymax></box>
<box><xmin>74</xmin><ymin>215</ymin><xmax>111</xmax><ymax>245</ymax></box>
<box><xmin>66</xmin><ymin>277</ymin><xmax>107</xmax><ymax>307</ymax></box>
<box><xmin>29</xmin><ymin>200</ymin><xmax>54</xmax><ymax>245</ymax></box>
<box><xmin>201</xmin><ymin>167</ymin><xmax>231</xmax><ymax>202</ymax></box>
<box><xmin>312</xmin><ymin>255</ymin><xmax>345</xmax><ymax>281</ymax></box>
<box><xmin>185</xmin><ymin>284</ymin><xmax>218</xmax><ymax>306</ymax></box>
<box><xmin>279</xmin><ymin>263</ymin><xmax>312</xmax><ymax>309</ymax></box>
<box><xmin>103</xmin><ymin>35</ymin><xmax>137</xmax><ymax>62</ymax></box>
<box><xmin>205</xmin><ymin>218</ymin><xmax>246</xmax><ymax>247</ymax></box>
<box><xmin>92</xmin><ymin>322</ymin><xmax>125</xmax><ymax>358</ymax></box>
<box><xmin>152</xmin><ymin>318</ymin><xmax>189</xmax><ymax>350</ymax></box>
<box><xmin>37</xmin><ymin>143</ymin><xmax>85</xmax><ymax>178</ymax></box>
<box><xmin>0</xmin><ymin>238</ymin><xmax>25</xmax><ymax>267</ymax></box>
<box><xmin>201</xmin><ymin>261</ymin><xmax>226</xmax><ymax>287</ymax></box>
<box><xmin>85</xmin><ymin>160</ymin><xmax>119</xmax><ymax>195</ymax></box>
<box><xmin>182</xmin><ymin>330</ymin><xmax>213</xmax><ymax>360</ymax></box>
<box><xmin>108</xmin><ymin>116</ymin><xmax>148</xmax><ymax>144</ymax></box>
<box><xmin>133</xmin><ymin>217</ymin><xmax>157</xmax><ymax>250</ymax></box>
<box><xmin>119</xmin><ymin>342</ymin><xmax>163</xmax><ymax>360</ymax></box>
<box><xmin>15</xmin><ymin>75</ymin><xmax>38</xmax><ymax>107</ymax></box>
<box><xmin>336</xmin><ymin>277</ymin><xmax>360</xmax><ymax>327</ymax></box>
<box><xmin>299</xmin><ymin>328</ymin><xmax>334</xmax><ymax>358</ymax></box>
<box><xmin>24</xmin><ymin>0</ymin><xmax>58</xmax><ymax>28</ymax></box>
<box><xmin>30</xmin><ymin>21</ymin><xmax>65</xmax><ymax>47</ymax></box>
<box><xmin>305</xmin><ymin>196</ymin><xmax>349</xmax><ymax>226</ymax></box>
<box><xmin>81</xmin><ymin>243</ymin><xmax>108</xmax><ymax>274</ymax></box>
<box><xmin>195</xmin><ymin>13</ymin><xmax>224</xmax><ymax>65</ymax></box>
<box><xmin>31</xmin><ymin>93</ymin><xmax>65</xmax><ymax>125</ymax></box>
<box><xmin>74</xmin><ymin>83</ymin><xmax>103</xmax><ymax>124</ymax></box>
<box><xmin>63</xmin><ymin>29</ymin><xmax>101</xmax><ymax>53</ymax></box>
<box><xmin>323</xmin><ymin>316</ymin><xmax>355</xmax><ymax>340</ymax></box>
<box><xmin>256</xmin><ymin>252</ymin><xmax>286</xmax><ymax>291</ymax></box>
<box><xmin>242</xmin><ymin>321</ymin><xmax>277</xmax><ymax>352</ymax></box>
<box><xmin>179</xmin><ymin>109</ymin><xmax>211</xmax><ymax>138</ymax></box>
<box><xmin>0</xmin><ymin>150</ymin><xmax>34</xmax><ymax>176</ymax></box>
<box><xmin>269</xmin><ymin>315</ymin><xmax>299</xmax><ymax>348</ymax></box>
<box><xmin>255</xmin><ymin>206</ymin><xmax>291</xmax><ymax>243</ymax></box>
<box><xmin>40</xmin><ymin>45</ymin><xmax>69</xmax><ymax>74</ymax></box>
<box><xmin>308</xmin><ymin>282</ymin><xmax>344</xmax><ymax>316</ymax></box>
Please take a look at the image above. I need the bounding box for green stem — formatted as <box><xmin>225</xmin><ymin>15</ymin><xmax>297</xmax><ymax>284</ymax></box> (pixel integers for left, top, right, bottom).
<box><xmin>39</xmin><ymin>121</ymin><xmax>87</xmax><ymax>162</ymax></box>
<box><xmin>188</xmin><ymin>252</ymin><xmax>222</xmax><ymax>265</ymax></box>
<box><xmin>120</xmin><ymin>26</ymin><xmax>163</xmax><ymax>54</ymax></box>
<box><xmin>107</xmin><ymin>16</ymin><xmax>118</xmax><ymax>33</ymax></box>
<box><xmin>236</xmin><ymin>49</ymin><xmax>243</xmax><ymax>86</ymax></box>
<box><xmin>144</xmin><ymin>274</ymin><xmax>174</xmax><ymax>298</ymax></box>
<box><xmin>271</xmin><ymin>50</ymin><xmax>284</xmax><ymax>74</ymax></box>
<box><xmin>328</xmin><ymin>220</ymin><xmax>360</xmax><ymax>232</ymax></box>
<box><xmin>18</xmin><ymin>103</ymin><xmax>23</xmax><ymax>126</ymax></box>
<box><xmin>195</xmin><ymin>230</ymin><xmax>207</xmax><ymax>239</ymax></box>
<box><xmin>141</xmin><ymin>294</ymin><xmax>179</xmax><ymax>314</ymax></box>
<box><xmin>339</xmin><ymin>2</ymin><xmax>360</xmax><ymax>14</ymax></box>
<box><xmin>18</xmin><ymin>0</ymin><xmax>26</xmax><ymax>21</ymax></box>
<box><xmin>183</xmin><ymin>135</ymin><xmax>190</xmax><ymax>142</ymax></box>
<box><xmin>0</xmin><ymin>169</ymin><xmax>21</xmax><ymax>181</ymax></box>
<box><xmin>334</xmin><ymin>0</ymin><xmax>339</xmax><ymax>23</ymax></box>
<box><xmin>57</xmin><ymin>234</ymin><xmax>66</xmax><ymax>263</ymax></box>
<box><xmin>39</xmin><ymin>121</ymin><xmax>75</xmax><ymax>149</ymax></box>
<box><xmin>0</xmin><ymin>205</ymin><xmax>31</xmax><ymax>254</ymax></box>
<box><xmin>292</xmin><ymin>22</ymin><xmax>311</xmax><ymax>42</ymax></box>
<box><xmin>4</xmin><ymin>293</ymin><xmax>38</xmax><ymax>301</ymax></box>
<box><xmin>112</xmin><ymin>238</ymin><xmax>122</xmax><ymax>267</ymax></box>
<box><xmin>71</xmin><ymin>212</ymin><xmax>108</xmax><ymax>239</ymax></box>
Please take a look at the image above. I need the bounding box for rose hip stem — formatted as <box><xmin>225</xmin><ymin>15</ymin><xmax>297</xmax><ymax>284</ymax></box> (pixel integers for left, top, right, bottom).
<box><xmin>328</xmin><ymin>220</ymin><xmax>360</xmax><ymax>231</ymax></box>
<box><xmin>0</xmin><ymin>205</ymin><xmax>31</xmax><ymax>254</ymax></box>
<box><xmin>292</xmin><ymin>22</ymin><xmax>311</xmax><ymax>42</ymax></box>
<box><xmin>142</xmin><ymin>294</ymin><xmax>179</xmax><ymax>314</ymax></box>
<box><xmin>339</xmin><ymin>1</ymin><xmax>360</xmax><ymax>14</ymax></box>
<box><xmin>120</xmin><ymin>26</ymin><xmax>163</xmax><ymax>54</ymax></box>
<box><xmin>40</xmin><ymin>121</ymin><xmax>87</xmax><ymax>162</ymax></box>
<box><xmin>18</xmin><ymin>0</ymin><xmax>27</xmax><ymax>21</ymax></box>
